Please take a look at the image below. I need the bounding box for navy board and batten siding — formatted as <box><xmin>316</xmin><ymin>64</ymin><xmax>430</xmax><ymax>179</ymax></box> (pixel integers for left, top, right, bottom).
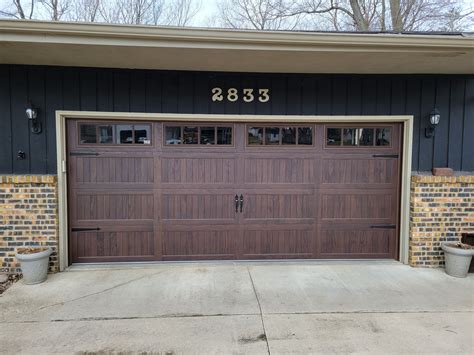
<box><xmin>0</xmin><ymin>65</ymin><xmax>473</xmax><ymax>174</ymax></box>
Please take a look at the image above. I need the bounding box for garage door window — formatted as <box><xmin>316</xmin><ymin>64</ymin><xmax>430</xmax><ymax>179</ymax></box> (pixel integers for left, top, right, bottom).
<box><xmin>248</xmin><ymin>126</ymin><xmax>313</xmax><ymax>146</ymax></box>
<box><xmin>79</xmin><ymin>123</ymin><xmax>151</xmax><ymax>145</ymax></box>
<box><xmin>165</xmin><ymin>125</ymin><xmax>233</xmax><ymax>146</ymax></box>
<box><xmin>326</xmin><ymin>127</ymin><xmax>391</xmax><ymax>147</ymax></box>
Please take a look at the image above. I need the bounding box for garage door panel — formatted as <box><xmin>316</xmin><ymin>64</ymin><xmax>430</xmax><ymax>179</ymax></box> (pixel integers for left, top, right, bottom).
<box><xmin>321</xmin><ymin>158</ymin><xmax>398</xmax><ymax>185</ymax></box>
<box><xmin>320</xmin><ymin>228</ymin><xmax>395</xmax><ymax>257</ymax></box>
<box><xmin>243</xmin><ymin>158</ymin><xmax>315</xmax><ymax>184</ymax></box>
<box><xmin>68</xmin><ymin>121</ymin><xmax>401</xmax><ymax>263</ymax></box>
<box><xmin>74</xmin><ymin>193</ymin><xmax>154</xmax><ymax>221</ymax></box>
<box><xmin>242</xmin><ymin>229</ymin><xmax>313</xmax><ymax>258</ymax></box>
<box><xmin>71</xmin><ymin>230</ymin><xmax>155</xmax><ymax>262</ymax></box>
<box><xmin>161</xmin><ymin>193</ymin><xmax>237</xmax><ymax>221</ymax></box>
<box><xmin>243</xmin><ymin>193</ymin><xmax>314</xmax><ymax>220</ymax></box>
<box><xmin>321</xmin><ymin>193</ymin><xmax>394</xmax><ymax>220</ymax></box>
<box><xmin>162</xmin><ymin>230</ymin><xmax>237</xmax><ymax>258</ymax></box>
<box><xmin>161</xmin><ymin>157</ymin><xmax>237</xmax><ymax>185</ymax></box>
<box><xmin>73</xmin><ymin>156</ymin><xmax>154</xmax><ymax>184</ymax></box>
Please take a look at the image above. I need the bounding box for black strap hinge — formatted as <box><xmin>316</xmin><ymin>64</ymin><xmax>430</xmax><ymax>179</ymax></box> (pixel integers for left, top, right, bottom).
<box><xmin>372</xmin><ymin>154</ymin><xmax>399</xmax><ymax>158</ymax></box>
<box><xmin>370</xmin><ymin>224</ymin><xmax>396</xmax><ymax>229</ymax></box>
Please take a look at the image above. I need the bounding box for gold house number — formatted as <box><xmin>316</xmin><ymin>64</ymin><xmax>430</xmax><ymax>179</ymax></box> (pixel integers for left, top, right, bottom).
<box><xmin>211</xmin><ymin>88</ymin><xmax>270</xmax><ymax>103</ymax></box>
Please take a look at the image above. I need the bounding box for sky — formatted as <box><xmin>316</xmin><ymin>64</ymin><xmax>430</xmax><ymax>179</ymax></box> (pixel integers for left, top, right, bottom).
<box><xmin>0</xmin><ymin>0</ymin><xmax>472</xmax><ymax>30</ymax></box>
<box><xmin>193</xmin><ymin>0</ymin><xmax>219</xmax><ymax>27</ymax></box>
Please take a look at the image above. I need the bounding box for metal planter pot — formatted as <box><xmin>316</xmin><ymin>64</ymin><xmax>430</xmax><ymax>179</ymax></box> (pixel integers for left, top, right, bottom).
<box><xmin>441</xmin><ymin>243</ymin><xmax>474</xmax><ymax>278</ymax></box>
<box><xmin>15</xmin><ymin>248</ymin><xmax>52</xmax><ymax>285</ymax></box>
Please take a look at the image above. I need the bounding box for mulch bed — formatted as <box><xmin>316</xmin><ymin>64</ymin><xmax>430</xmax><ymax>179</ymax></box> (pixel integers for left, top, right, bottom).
<box><xmin>0</xmin><ymin>274</ymin><xmax>22</xmax><ymax>295</ymax></box>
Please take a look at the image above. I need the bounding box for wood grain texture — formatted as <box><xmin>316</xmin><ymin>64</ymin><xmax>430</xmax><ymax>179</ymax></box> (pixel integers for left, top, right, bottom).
<box><xmin>68</xmin><ymin>120</ymin><xmax>402</xmax><ymax>262</ymax></box>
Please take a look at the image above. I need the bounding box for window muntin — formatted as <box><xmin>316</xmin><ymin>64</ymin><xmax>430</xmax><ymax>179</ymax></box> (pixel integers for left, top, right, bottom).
<box><xmin>78</xmin><ymin>123</ymin><xmax>152</xmax><ymax>145</ymax></box>
<box><xmin>164</xmin><ymin>125</ymin><xmax>233</xmax><ymax>146</ymax></box>
<box><xmin>326</xmin><ymin>127</ymin><xmax>392</xmax><ymax>147</ymax></box>
<box><xmin>248</xmin><ymin>126</ymin><xmax>313</xmax><ymax>146</ymax></box>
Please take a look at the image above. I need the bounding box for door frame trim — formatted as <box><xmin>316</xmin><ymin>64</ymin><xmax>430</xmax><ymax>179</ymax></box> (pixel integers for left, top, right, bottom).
<box><xmin>56</xmin><ymin>111</ymin><xmax>413</xmax><ymax>270</ymax></box>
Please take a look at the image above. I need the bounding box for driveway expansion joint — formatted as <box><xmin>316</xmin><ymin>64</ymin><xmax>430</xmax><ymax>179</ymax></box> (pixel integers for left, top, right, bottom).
<box><xmin>247</xmin><ymin>266</ymin><xmax>271</xmax><ymax>355</ymax></box>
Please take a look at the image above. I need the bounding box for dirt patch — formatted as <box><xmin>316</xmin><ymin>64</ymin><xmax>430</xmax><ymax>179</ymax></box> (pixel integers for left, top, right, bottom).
<box><xmin>0</xmin><ymin>274</ymin><xmax>22</xmax><ymax>295</ymax></box>
<box><xmin>17</xmin><ymin>247</ymin><xmax>49</xmax><ymax>254</ymax></box>
<box><xmin>445</xmin><ymin>243</ymin><xmax>474</xmax><ymax>250</ymax></box>
<box><xmin>238</xmin><ymin>333</ymin><xmax>267</xmax><ymax>344</ymax></box>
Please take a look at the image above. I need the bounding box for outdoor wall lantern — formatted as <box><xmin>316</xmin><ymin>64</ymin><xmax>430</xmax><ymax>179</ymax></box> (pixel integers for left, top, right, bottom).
<box><xmin>425</xmin><ymin>108</ymin><xmax>440</xmax><ymax>138</ymax></box>
<box><xmin>25</xmin><ymin>102</ymin><xmax>41</xmax><ymax>134</ymax></box>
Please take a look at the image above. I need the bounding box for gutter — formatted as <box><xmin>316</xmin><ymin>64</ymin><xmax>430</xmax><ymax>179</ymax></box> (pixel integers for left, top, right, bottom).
<box><xmin>0</xmin><ymin>19</ymin><xmax>473</xmax><ymax>51</ymax></box>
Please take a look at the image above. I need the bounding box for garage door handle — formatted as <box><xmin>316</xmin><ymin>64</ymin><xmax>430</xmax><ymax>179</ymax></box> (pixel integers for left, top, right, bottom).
<box><xmin>235</xmin><ymin>194</ymin><xmax>239</xmax><ymax>213</ymax></box>
<box><xmin>370</xmin><ymin>224</ymin><xmax>396</xmax><ymax>229</ymax></box>
<box><xmin>71</xmin><ymin>227</ymin><xmax>101</xmax><ymax>232</ymax></box>
<box><xmin>372</xmin><ymin>154</ymin><xmax>398</xmax><ymax>158</ymax></box>
<box><xmin>239</xmin><ymin>194</ymin><xmax>244</xmax><ymax>213</ymax></box>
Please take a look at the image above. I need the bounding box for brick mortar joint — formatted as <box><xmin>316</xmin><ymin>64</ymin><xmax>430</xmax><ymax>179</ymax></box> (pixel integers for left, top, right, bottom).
<box><xmin>411</xmin><ymin>175</ymin><xmax>474</xmax><ymax>184</ymax></box>
<box><xmin>0</xmin><ymin>175</ymin><xmax>57</xmax><ymax>185</ymax></box>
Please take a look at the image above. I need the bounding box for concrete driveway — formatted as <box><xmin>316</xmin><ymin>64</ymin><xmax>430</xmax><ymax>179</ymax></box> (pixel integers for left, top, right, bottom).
<box><xmin>0</xmin><ymin>262</ymin><xmax>473</xmax><ymax>354</ymax></box>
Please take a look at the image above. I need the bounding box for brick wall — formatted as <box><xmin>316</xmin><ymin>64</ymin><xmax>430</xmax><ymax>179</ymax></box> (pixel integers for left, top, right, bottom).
<box><xmin>0</xmin><ymin>175</ymin><xmax>59</xmax><ymax>273</ymax></box>
<box><xmin>410</xmin><ymin>174</ymin><xmax>474</xmax><ymax>267</ymax></box>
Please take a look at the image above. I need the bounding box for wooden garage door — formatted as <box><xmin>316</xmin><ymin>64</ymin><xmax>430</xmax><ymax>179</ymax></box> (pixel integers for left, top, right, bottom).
<box><xmin>67</xmin><ymin>120</ymin><xmax>401</xmax><ymax>263</ymax></box>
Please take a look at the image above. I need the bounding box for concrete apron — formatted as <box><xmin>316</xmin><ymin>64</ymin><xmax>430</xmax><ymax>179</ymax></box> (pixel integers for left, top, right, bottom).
<box><xmin>0</xmin><ymin>262</ymin><xmax>472</xmax><ymax>354</ymax></box>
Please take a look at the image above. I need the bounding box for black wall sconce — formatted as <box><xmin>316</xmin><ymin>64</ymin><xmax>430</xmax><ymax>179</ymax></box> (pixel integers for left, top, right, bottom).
<box><xmin>25</xmin><ymin>102</ymin><xmax>41</xmax><ymax>134</ymax></box>
<box><xmin>425</xmin><ymin>108</ymin><xmax>440</xmax><ymax>138</ymax></box>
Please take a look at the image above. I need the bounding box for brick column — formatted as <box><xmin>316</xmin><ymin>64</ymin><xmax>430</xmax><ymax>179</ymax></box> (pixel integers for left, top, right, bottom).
<box><xmin>0</xmin><ymin>175</ymin><xmax>59</xmax><ymax>274</ymax></box>
<box><xmin>409</xmin><ymin>174</ymin><xmax>474</xmax><ymax>267</ymax></box>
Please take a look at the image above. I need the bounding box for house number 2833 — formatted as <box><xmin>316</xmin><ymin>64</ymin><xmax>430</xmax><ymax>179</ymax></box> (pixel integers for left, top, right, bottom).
<box><xmin>211</xmin><ymin>88</ymin><xmax>270</xmax><ymax>103</ymax></box>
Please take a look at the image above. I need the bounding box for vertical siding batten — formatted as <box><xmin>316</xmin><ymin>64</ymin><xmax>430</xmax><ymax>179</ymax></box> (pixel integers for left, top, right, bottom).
<box><xmin>45</xmin><ymin>68</ymin><xmax>63</xmax><ymax>173</ymax></box>
<box><xmin>418</xmin><ymin>78</ymin><xmax>436</xmax><ymax>171</ymax></box>
<box><xmin>361</xmin><ymin>77</ymin><xmax>377</xmax><ymax>115</ymax></box>
<box><xmin>97</xmin><ymin>69</ymin><xmax>113</xmax><ymax>112</ymax></box>
<box><xmin>28</xmin><ymin>66</ymin><xmax>47</xmax><ymax>173</ymax></box>
<box><xmin>10</xmin><ymin>66</ymin><xmax>30</xmax><ymax>173</ymax></box>
<box><xmin>433</xmin><ymin>77</ymin><xmax>451</xmax><ymax>168</ymax></box>
<box><xmin>316</xmin><ymin>76</ymin><xmax>331</xmax><ymax>115</ymax></box>
<box><xmin>331</xmin><ymin>76</ymin><xmax>347</xmax><ymax>115</ymax></box>
<box><xmin>113</xmin><ymin>70</ymin><xmax>131</xmax><ymax>112</ymax></box>
<box><xmin>462</xmin><ymin>77</ymin><xmax>474</xmax><ymax>171</ymax></box>
<box><xmin>130</xmin><ymin>70</ymin><xmax>147</xmax><ymax>113</ymax></box>
<box><xmin>448</xmin><ymin>78</ymin><xmax>465</xmax><ymax>170</ymax></box>
<box><xmin>80</xmin><ymin>68</ymin><xmax>97</xmax><ymax>111</ymax></box>
<box><xmin>346</xmin><ymin>77</ymin><xmax>362</xmax><ymax>115</ymax></box>
<box><xmin>405</xmin><ymin>78</ymin><xmax>422</xmax><ymax>171</ymax></box>
<box><xmin>301</xmin><ymin>75</ymin><xmax>317</xmax><ymax>116</ymax></box>
<box><xmin>0</xmin><ymin>66</ymin><xmax>12</xmax><ymax>173</ymax></box>
<box><xmin>145</xmin><ymin>70</ymin><xmax>162</xmax><ymax>113</ymax></box>
<box><xmin>376</xmin><ymin>77</ymin><xmax>392</xmax><ymax>115</ymax></box>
